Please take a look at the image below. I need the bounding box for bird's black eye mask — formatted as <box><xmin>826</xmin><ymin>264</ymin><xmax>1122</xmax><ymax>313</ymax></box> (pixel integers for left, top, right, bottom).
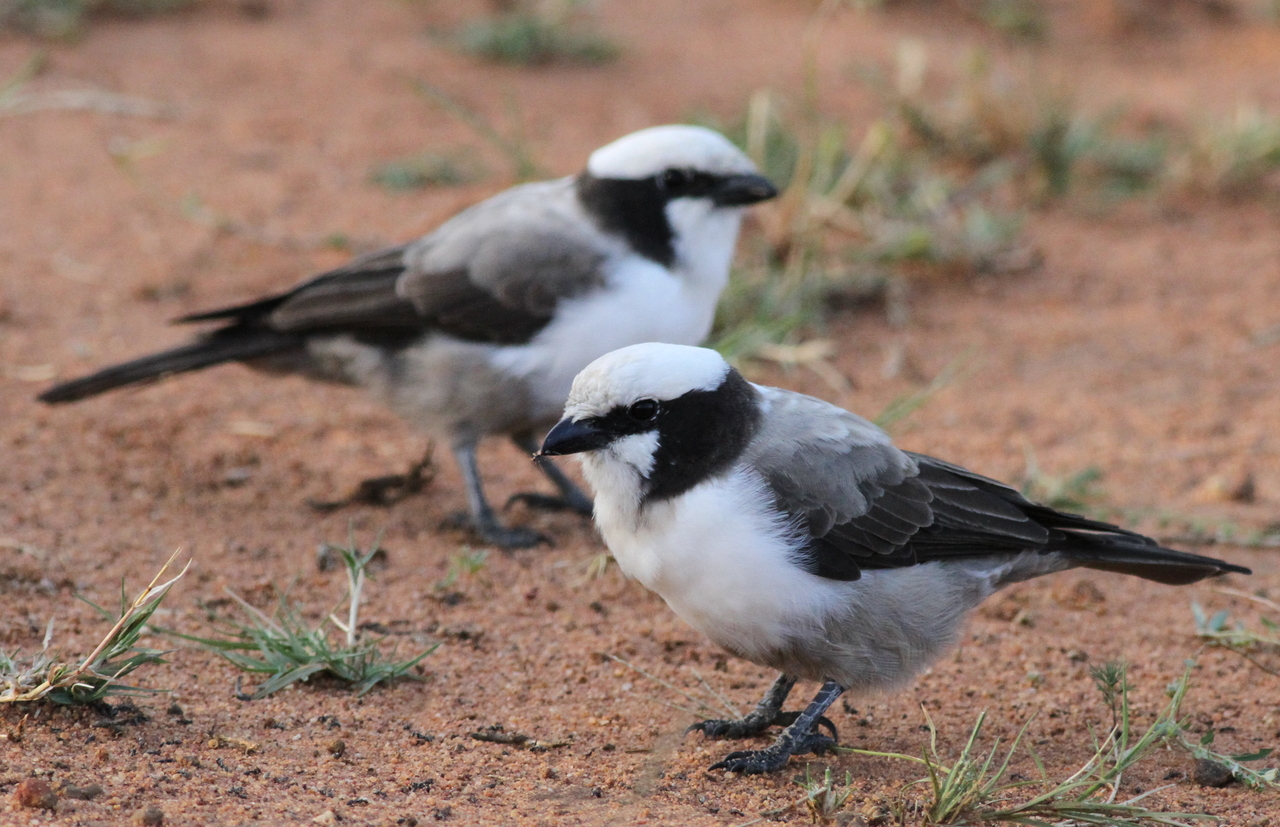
<box><xmin>589</xmin><ymin>397</ymin><xmax>664</xmax><ymax>440</ymax></box>
<box><xmin>597</xmin><ymin>373</ymin><xmax>763</xmax><ymax>504</ymax></box>
<box><xmin>575</xmin><ymin>168</ymin><xmax>776</xmax><ymax>269</ymax></box>
<box><xmin>541</xmin><ymin>373</ymin><xmax>761</xmax><ymax>503</ymax></box>
<box><xmin>655</xmin><ymin>167</ymin><xmax>720</xmax><ymax>198</ymax></box>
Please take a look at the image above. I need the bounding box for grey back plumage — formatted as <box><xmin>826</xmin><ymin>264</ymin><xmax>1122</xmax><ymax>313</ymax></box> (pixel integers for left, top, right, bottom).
<box><xmin>258</xmin><ymin>179</ymin><xmax>609</xmax><ymax>345</ymax></box>
<box><xmin>400</xmin><ymin>178</ymin><xmax>609</xmax><ymax>332</ymax></box>
<box><xmin>743</xmin><ymin>385</ymin><xmax>1249</xmax><ymax>585</ymax></box>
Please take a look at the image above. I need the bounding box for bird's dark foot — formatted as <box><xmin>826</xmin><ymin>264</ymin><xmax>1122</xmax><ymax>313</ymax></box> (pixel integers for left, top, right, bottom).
<box><xmin>308</xmin><ymin>452</ymin><xmax>436</xmax><ymax>512</ymax></box>
<box><xmin>687</xmin><ymin>709</ymin><xmax>777</xmax><ymax>739</ymax></box>
<box><xmin>480</xmin><ymin>523</ymin><xmax>550</xmax><ymax>550</ymax></box>
<box><xmin>688</xmin><ymin>711</ymin><xmax>837</xmax><ymax>741</ymax></box>
<box><xmin>504</xmin><ymin>491</ymin><xmax>594</xmax><ymax>516</ymax></box>
<box><xmin>710</xmin><ymin>729</ymin><xmax>838</xmax><ymax>775</ymax></box>
<box><xmin>441</xmin><ymin>511</ymin><xmax>550</xmax><ymax>550</ymax></box>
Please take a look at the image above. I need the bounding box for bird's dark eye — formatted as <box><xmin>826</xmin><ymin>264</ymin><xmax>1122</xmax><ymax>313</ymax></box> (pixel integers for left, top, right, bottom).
<box><xmin>628</xmin><ymin>399</ymin><xmax>659</xmax><ymax>421</ymax></box>
<box><xmin>659</xmin><ymin>168</ymin><xmax>691</xmax><ymax>191</ymax></box>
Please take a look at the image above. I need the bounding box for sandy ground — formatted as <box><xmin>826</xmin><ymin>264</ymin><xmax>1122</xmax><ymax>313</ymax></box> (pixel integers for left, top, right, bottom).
<box><xmin>1</xmin><ymin>1</ymin><xmax>1279</xmax><ymax>824</ymax></box>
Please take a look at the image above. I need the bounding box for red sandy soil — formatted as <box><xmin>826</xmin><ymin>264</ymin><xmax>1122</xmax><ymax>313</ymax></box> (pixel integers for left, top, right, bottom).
<box><xmin>1</xmin><ymin>1</ymin><xmax>1279</xmax><ymax>824</ymax></box>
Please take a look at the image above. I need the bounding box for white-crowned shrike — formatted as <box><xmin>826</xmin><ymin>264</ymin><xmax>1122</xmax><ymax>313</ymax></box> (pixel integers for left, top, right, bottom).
<box><xmin>39</xmin><ymin>126</ymin><xmax>777</xmax><ymax>548</ymax></box>
<box><xmin>539</xmin><ymin>342</ymin><xmax>1251</xmax><ymax>774</ymax></box>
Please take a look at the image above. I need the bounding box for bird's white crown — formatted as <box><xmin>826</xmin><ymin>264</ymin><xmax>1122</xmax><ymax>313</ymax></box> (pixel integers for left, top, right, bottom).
<box><xmin>564</xmin><ymin>343</ymin><xmax>731</xmax><ymax>421</ymax></box>
<box><xmin>587</xmin><ymin>125</ymin><xmax>757</xmax><ymax>180</ymax></box>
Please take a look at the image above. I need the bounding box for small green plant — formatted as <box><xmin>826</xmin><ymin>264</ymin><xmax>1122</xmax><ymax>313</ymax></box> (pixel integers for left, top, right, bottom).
<box><xmin>799</xmin><ymin>766</ymin><xmax>856</xmax><ymax>824</ymax></box>
<box><xmin>369</xmin><ymin>151</ymin><xmax>484</xmax><ymax>192</ymax></box>
<box><xmin>979</xmin><ymin>0</ymin><xmax>1049</xmax><ymax>41</ymax></box>
<box><xmin>1193</xmin><ymin>595</ymin><xmax>1280</xmax><ymax>678</ymax></box>
<box><xmin>0</xmin><ymin>553</ymin><xmax>187</xmax><ymax>704</ymax></box>
<box><xmin>435</xmin><ymin>547</ymin><xmax>489</xmax><ymax>592</ymax></box>
<box><xmin>883</xmin><ymin>47</ymin><xmax>1167</xmax><ymax>202</ymax></box>
<box><xmin>453</xmin><ymin>0</ymin><xmax>618</xmax><ymax>66</ymax></box>
<box><xmin>847</xmin><ymin>661</ymin><xmax>1277</xmax><ymax>823</ymax></box>
<box><xmin>177</xmin><ymin>539</ymin><xmax>434</xmax><ymax>699</ymax></box>
<box><xmin>1173</xmin><ymin>104</ymin><xmax>1280</xmax><ymax>197</ymax></box>
<box><xmin>707</xmin><ymin>89</ymin><xmax>1023</xmax><ymax>364</ymax></box>
<box><xmin>1</xmin><ymin>0</ymin><xmax>198</xmax><ymax>38</ymax></box>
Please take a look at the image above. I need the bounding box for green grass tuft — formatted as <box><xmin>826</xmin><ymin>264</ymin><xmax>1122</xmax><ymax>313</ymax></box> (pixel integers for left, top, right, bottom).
<box><xmin>174</xmin><ymin>538</ymin><xmax>434</xmax><ymax>699</ymax></box>
<box><xmin>455</xmin><ymin>11</ymin><xmax>618</xmax><ymax>66</ymax></box>
<box><xmin>0</xmin><ymin>552</ymin><xmax>188</xmax><ymax>705</ymax></box>
<box><xmin>845</xmin><ymin>661</ymin><xmax>1277</xmax><ymax>823</ymax></box>
<box><xmin>1193</xmin><ymin>594</ymin><xmax>1280</xmax><ymax>683</ymax></box>
<box><xmin>798</xmin><ymin>766</ymin><xmax>856</xmax><ymax>823</ymax></box>
<box><xmin>980</xmin><ymin>0</ymin><xmax>1049</xmax><ymax>41</ymax></box>
<box><xmin>369</xmin><ymin>151</ymin><xmax>484</xmax><ymax>192</ymax></box>
<box><xmin>705</xmin><ymin>87</ymin><xmax>1024</xmax><ymax>365</ymax></box>
<box><xmin>1</xmin><ymin>0</ymin><xmax>198</xmax><ymax>38</ymax></box>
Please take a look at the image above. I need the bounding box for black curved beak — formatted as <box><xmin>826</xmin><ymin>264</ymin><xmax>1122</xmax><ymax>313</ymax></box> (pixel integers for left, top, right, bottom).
<box><xmin>712</xmin><ymin>172</ymin><xmax>778</xmax><ymax>207</ymax></box>
<box><xmin>537</xmin><ymin>417</ymin><xmax>610</xmax><ymax>458</ymax></box>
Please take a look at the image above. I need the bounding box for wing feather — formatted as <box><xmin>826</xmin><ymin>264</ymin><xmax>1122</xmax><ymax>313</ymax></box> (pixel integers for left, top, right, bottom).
<box><xmin>398</xmin><ymin>179</ymin><xmax>607</xmax><ymax>342</ymax></box>
<box><xmin>180</xmin><ymin>179</ymin><xmax>609</xmax><ymax>347</ymax></box>
<box><xmin>744</xmin><ymin>385</ymin><xmax>1242</xmax><ymax>585</ymax></box>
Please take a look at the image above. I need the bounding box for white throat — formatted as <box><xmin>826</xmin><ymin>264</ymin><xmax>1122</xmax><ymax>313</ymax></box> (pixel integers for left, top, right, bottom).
<box><xmin>666</xmin><ymin>199</ymin><xmax>744</xmax><ymax>297</ymax></box>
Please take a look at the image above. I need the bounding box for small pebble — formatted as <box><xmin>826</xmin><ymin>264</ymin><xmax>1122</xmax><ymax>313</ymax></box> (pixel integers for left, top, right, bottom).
<box><xmin>327</xmin><ymin>738</ymin><xmax>346</xmax><ymax>758</ymax></box>
<box><xmin>13</xmin><ymin>777</ymin><xmax>58</xmax><ymax>810</ymax></box>
<box><xmin>312</xmin><ymin>810</ymin><xmax>338</xmax><ymax>824</ymax></box>
<box><xmin>1192</xmin><ymin>758</ymin><xmax>1235</xmax><ymax>788</ymax></box>
<box><xmin>133</xmin><ymin>805</ymin><xmax>164</xmax><ymax>826</ymax></box>
<box><xmin>62</xmin><ymin>782</ymin><xmax>104</xmax><ymax>800</ymax></box>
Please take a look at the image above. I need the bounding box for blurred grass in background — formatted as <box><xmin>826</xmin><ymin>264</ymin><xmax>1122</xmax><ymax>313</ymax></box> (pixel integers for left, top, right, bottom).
<box><xmin>450</xmin><ymin>0</ymin><xmax>619</xmax><ymax>66</ymax></box>
<box><xmin>708</xmin><ymin>34</ymin><xmax>1280</xmax><ymax>367</ymax></box>
<box><xmin>0</xmin><ymin>0</ymin><xmax>198</xmax><ymax>38</ymax></box>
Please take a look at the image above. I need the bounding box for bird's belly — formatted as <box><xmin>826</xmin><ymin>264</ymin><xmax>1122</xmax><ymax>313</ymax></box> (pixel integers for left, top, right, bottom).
<box><xmin>594</xmin><ymin>469</ymin><xmax>1038</xmax><ymax>689</ymax></box>
<box><xmin>597</xmin><ymin>472</ymin><xmax>846</xmax><ymax>667</ymax></box>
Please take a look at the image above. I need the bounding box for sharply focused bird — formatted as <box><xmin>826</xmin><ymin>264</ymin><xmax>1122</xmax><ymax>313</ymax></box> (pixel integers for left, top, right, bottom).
<box><xmin>38</xmin><ymin>126</ymin><xmax>777</xmax><ymax>548</ymax></box>
<box><xmin>539</xmin><ymin>343</ymin><xmax>1252</xmax><ymax>774</ymax></box>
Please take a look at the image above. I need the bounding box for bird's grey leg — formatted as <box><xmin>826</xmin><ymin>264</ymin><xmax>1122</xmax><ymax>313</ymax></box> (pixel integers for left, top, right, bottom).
<box><xmin>504</xmin><ymin>431</ymin><xmax>594</xmax><ymax>516</ymax></box>
<box><xmin>450</xmin><ymin>440</ymin><xmax>548</xmax><ymax>549</ymax></box>
<box><xmin>710</xmin><ymin>680</ymin><xmax>844</xmax><ymax>775</ymax></box>
<box><xmin>308</xmin><ymin>446</ymin><xmax>436</xmax><ymax>512</ymax></box>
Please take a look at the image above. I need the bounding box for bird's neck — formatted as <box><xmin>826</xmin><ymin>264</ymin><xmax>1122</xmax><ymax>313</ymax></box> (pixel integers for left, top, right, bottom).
<box><xmin>665</xmin><ymin>199</ymin><xmax>743</xmax><ymax>295</ymax></box>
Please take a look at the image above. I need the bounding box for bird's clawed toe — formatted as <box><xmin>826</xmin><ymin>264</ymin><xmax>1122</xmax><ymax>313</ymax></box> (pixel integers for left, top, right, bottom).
<box><xmin>687</xmin><ymin>710</ymin><xmax>783</xmax><ymax>740</ymax></box>
<box><xmin>308</xmin><ymin>457</ymin><xmax>436</xmax><ymax>512</ymax></box>
<box><xmin>710</xmin><ymin>730</ymin><xmax>838</xmax><ymax>775</ymax></box>
<box><xmin>441</xmin><ymin>512</ymin><xmax>551</xmax><ymax>550</ymax></box>
<box><xmin>481</xmin><ymin>524</ymin><xmax>551</xmax><ymax>549</ymax></box>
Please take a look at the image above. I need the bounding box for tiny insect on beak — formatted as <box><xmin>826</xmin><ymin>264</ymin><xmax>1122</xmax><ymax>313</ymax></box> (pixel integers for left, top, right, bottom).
<box><xmin>537</xmin><ymin>417</ymin><xmax>610</xmax><ymax>458</ymax></box>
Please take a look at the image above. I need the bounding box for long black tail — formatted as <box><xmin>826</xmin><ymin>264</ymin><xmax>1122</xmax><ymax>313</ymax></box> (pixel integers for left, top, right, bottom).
<box><xmin>1029</xmin><ymin>505</ymin><xmax>1252</xmax><ymax>586</ymax></box>
<box><xmin>909</xmin><ymin>455</ymin><xmax>1251</xmax><ymax>587</ymax></box>
<box><xmin>1061</xmin><ymin>538</ymin><xmax>1250</xmax><ymax>586</ymax></box>
<box><xmin>38</xmin><ymin>328</ymin><xmax>302</xmax><ymax>404</ymax></box>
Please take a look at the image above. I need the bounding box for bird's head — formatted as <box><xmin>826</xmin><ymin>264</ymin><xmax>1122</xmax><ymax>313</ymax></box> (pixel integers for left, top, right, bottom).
<box><xmin>539</xmin><ymin>343</ymin><xmax>761</xmax><ymax>504</ymax></box>
<box><xmin>577</xmin><ymin>126</ymin><xmax>777</xmax><ymax>273</ymax></box>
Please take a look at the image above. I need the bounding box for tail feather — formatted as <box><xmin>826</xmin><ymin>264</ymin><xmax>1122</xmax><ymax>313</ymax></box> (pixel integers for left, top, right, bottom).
<box><xmin>38</xmin><ymin>329</ymin><xmax>302</xmax><ymax>404</ymax></box>
<box><xmin>1058</xmin><ymin>536</ymin><xmax>1250</xmax><ymax>586</ymax></box>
